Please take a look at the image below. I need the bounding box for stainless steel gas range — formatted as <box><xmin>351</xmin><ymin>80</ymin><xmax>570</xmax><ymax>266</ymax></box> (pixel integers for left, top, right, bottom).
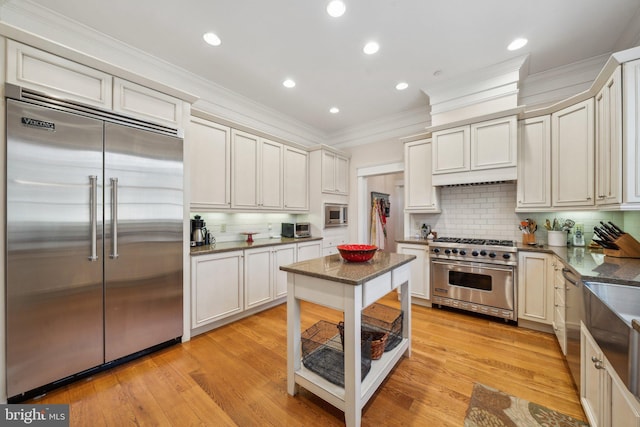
<box><xmin>430</xmin><ymin>237</ymin><xmax>517</xmax><ymax>321</ymax></box>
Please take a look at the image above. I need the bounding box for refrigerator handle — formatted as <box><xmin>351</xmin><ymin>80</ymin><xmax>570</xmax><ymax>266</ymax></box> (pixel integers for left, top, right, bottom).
<box><xmin>110</xmin><ymin>177</ymin><xmax>119</xmax><ymax>259</ymax></box>
<box><xmin>89</xmin><ymin>175</ymin><xmax>99</xmax><ymax>261</ymax></box>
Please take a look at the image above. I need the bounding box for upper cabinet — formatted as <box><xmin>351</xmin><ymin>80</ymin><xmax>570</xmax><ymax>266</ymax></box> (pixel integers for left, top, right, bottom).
<box><xmin>283</xmin><ymin>146</ymin><xmax>309</xmax><ymax>211</ymax></box>
<box><xmin>6</xmin><ymin>40</ymin><xmax>186</xmax><ymax>130</ymax></box>
<box><xmin>231</xmin><ymin>130</ymin><xmax>283</xmax><ymax>210</ymax></box>
<box><xmin>404</xmin><ymin>138</ymin><xmax>439</xmax><ymax>212</ymax></box>
<box><xmin>551</xmin><ymin>98</ymin><xmax>595</xmax><ymax>207</ymax></box>
<box><xmin>623</xmin><ymin>59</ymin><xmax>640</xmax><ymax>205</ymax></box>
<box><xmin>517</xmin><ymin>116</ymin><xmax>552</xmax><ymax>209</ymax></box>
<box><xmin>321</xmin><ymin>150</ymin><xmax>349</xmax><ymax>195</ymax></box>
<box><xmin>189</xmin><ymin>117</ymin><xmax>231</xmax><ymax>210</ymax></box>
<box><xmin>6</xmin><ymin>40</ymin><xmax>112</xmax><ymax>109</ymax></box>
<box><xmin>595</xmin><ymin>65</ymin><xmax>623</xmax><ymax>206</ymax></box>
<box><xmin>431</xmin><ymin>115</ymin><xmax>517</xmax><ymax>185</ymax></box>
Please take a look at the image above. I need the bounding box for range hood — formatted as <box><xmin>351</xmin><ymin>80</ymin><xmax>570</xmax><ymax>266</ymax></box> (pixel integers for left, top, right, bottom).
<box><xmin>424</xmin><ymin>56</ymin><xmax>527</xmax><ymax>187</ymax></box>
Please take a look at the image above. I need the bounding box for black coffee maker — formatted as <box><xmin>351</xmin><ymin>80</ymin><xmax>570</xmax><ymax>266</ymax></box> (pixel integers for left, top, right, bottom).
<box><xmin>190</xmin><ymin>215</ymin><xmax>207</xmax><ymax>246</ymax></box>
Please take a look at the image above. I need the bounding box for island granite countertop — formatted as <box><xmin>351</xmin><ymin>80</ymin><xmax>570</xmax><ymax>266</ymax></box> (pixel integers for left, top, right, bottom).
<box><xmin>279</xmin><ymin>251</ymin><xmax>416</xmax><ymax>286</ymax></box>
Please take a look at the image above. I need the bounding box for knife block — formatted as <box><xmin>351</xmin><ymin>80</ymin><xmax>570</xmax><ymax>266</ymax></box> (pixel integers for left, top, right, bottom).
<box><xmin>603</xmin><ymin>233</ymin><xmax>640</xmax><ymax>258</ymax></box>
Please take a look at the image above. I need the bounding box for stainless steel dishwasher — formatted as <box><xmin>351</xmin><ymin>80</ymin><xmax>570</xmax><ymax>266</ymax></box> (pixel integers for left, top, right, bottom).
<box><xmin>564</xmin><ymin>266</ymin><xmax>585</xmax><ymax>390</ymax></box>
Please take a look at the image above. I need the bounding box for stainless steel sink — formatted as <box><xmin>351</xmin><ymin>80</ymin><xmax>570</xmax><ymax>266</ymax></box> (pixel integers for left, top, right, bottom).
<box><xmin>584</xmin><ymin>281</ymin><xmax>640</xmax><ymax>400</ymax></box>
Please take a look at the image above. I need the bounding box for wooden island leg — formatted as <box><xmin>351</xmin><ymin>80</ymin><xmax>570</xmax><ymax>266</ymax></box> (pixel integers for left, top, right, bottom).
<box><xmin>287</xmin><ymin>273</ymin><xmax>301</xmax><ymax>396</ymax></box>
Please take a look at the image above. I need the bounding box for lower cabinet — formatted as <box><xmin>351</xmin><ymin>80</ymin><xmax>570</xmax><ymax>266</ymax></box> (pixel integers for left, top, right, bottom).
<box><xmin>396</xmin><ymin>243</ymin><xmax>430</xmax><ymax>302</ymax></box>
<box><xmin>553</xmin><ymin>263</ymin><xmax>567</xmax><ymax>355</ymax></box>
<box><xmin>244</xmin><ymin>244</ymin><xmax>296</xmax><ymax>309</ymax></box>
<box><xmin>191</xmin><ymin>241</ymin><xmax>317</xmax><ymax>331</ymax></box>
<box><xmin>297</xmin><ymin>239</ymin><xmax>322</xmax><ymax>261</ymax></box>
<box><xmin>191</xmin><ymin>250</ymin><xmax>244</xmax><ymax>328</ymax></box>
<box><xmin>517</xmin><ymin>251</ymin><xmax>554</xmax><ymax>324</ymax></box>
<box><xmin>581</xmin><ymin>323</ymin><xmax>640</xmax><ymax>427</ymax></box>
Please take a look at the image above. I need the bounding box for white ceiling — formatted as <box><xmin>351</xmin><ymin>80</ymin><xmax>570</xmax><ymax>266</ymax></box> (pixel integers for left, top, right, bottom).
<box><xmin>27</xmin><ymin>0</ymin><xmax>640</xmax><ymax>136</ymax></box>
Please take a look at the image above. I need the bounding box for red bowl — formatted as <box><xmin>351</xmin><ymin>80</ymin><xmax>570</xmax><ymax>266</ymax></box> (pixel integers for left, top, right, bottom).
<box><xmin>337</xmin><ymin>244</ymin><xmax>378</xmax><ymax>262</ymax></box>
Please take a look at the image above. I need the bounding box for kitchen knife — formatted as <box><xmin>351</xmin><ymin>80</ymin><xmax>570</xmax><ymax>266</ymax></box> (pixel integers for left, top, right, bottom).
<box><xmin>608</xmin><ymin>221</ymin><xmax>625</xmax><ymax>235</ymax></box>
<box><xmin>600</xmin><ymin>221</ymin><xmax>620</xmax><ymax>238</ymax></box>
<box><xmin>593</xmin><ymin>226</ymin><xmax>613</xmax><ymax>242</ymax></box>
<box><xmin>593</xmin><ymin>239</ymin><xmax>619</xmax><ymax>249</ymax></box>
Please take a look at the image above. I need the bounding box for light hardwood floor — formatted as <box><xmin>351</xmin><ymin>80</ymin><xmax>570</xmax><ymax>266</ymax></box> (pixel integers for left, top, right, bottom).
<box><xmin>28</xmin><ymin>292</ymin><xmax>587</xmax><ymax>426</ymax></box>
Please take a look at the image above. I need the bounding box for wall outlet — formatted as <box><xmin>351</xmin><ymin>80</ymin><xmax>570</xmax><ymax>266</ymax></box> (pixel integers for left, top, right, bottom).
<box><xmin>220</xmin><ymin>223</ymin><xmax>227</xmax><ymax>232</ymax></box>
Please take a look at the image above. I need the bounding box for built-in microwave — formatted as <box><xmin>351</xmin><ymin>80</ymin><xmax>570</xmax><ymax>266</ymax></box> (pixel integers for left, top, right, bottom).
<box><xmin>324</xmin><ymin>204</ymin><xmax>348</xmax><ymax>227</ymax></box>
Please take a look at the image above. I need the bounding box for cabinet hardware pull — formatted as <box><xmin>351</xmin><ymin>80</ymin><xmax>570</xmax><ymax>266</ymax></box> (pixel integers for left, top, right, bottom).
<box><xmin>88</xmin><ymin>175</ymin><xmax>98</xmax><ymax>261</ymax></box>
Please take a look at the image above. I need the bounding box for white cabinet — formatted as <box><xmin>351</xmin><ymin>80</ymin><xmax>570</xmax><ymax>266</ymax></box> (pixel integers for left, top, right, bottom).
<box><xmin>113</xmin><ymin>78</ymin><xmax>184</xmax><ymax>129</ymax></box>
<box><xmin>551</xmin><ymin>98</ymin><xmax>595</xmax><ymax>207</ymax></box>
<box><xmin>622</xmin><ymin>59</ymin><xmax>640</xmax><ymax>204</ymax></box>
<box><xmin>396</xmin><ymin>243</ymin><xmax>430</xmax><ymax>301</ymax></box>
<box><xmin>432</xmin><ymin>125</ymin><xmax>469</xmax><ymax>174</ymax></box>
<box><xmin>6</xmin><ymin>40</ymin><xmax>112</xmax><ymax>109</ymax></box>
<box><xmin>432</xmin><ymin>115</ymin><xmax>517</xmax><ymax>185</ymax></box>
<box><xmin>321</xmin><ymin>150</ymin><xmax>349</xmax><ymax>195</ymax></box>
<box><xmin>283</xmin><ymin>146</ymin><xmax>309</xmax><ymax>211</ymax></box>
<box><xmin>470</xmin><ymin>116</ymin><xmax>518</xmax><ymax>170</ymax></box>
<box><xmin>231</xmin><ymin>130</ymin><xmax>283</xmax><ymax>210</ymax></box>
<box><xmin>322</xmin><ymin>230</ymin><xmax>348</xmax><ymax>256</ymax></box>
<box><xmin>553</xmin><ymin>262</ymin><xmax>567</xmax><ymax>355</ymax></box>
<box><xmin>244</xmin><ymin>244</ymin><xmax>296</xmax><ymax>309</ymax></box>
<box><xmin>517</xmin><ymin>251</ymin><xmax>554</xmax><ymax>324</ymax></box>
<box><xmin>188</xmin><ymin>117</ymin><xmax>231</xmax><ymax>209</ymax></box>
<box><xmin>517</xmin><ymin>116</ymin><xmax>552</xmax><ymax>209</ymax></box>
<box><xmin>296</xmin><ymin>240</ymin><xmax>322</xmax><ymax>261</ymax></box>
<box><xmin>6</xmin><ymin>40</ymin><xmax>185</xmax><ymax>130</ymax></box>
<box><xmin>595</xmin><ymin>66</ymin><xmax>623</xmax><ymax>206</ymax></box>
<box><xmin>190</xmin><ymin>251</ymin><xmax>244</xmax><ymax>328</ymax></box>
<box><xmin>581</xmin><ymin>323</ymin><xmax>640</xmax><ymax>427</ymax></box>
<box><xmin>404</xmin><ymin>138</ymin><xmax>439</xmax><ymax>212</ymax></box>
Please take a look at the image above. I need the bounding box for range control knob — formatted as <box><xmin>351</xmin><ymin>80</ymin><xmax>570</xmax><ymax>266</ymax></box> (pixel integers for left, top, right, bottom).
<box><xmin>459</xmin><ymin>250</ymin><xmax>467</xmax><ymax>256</ymax></box>
<box><xmin>433</xmin><ymin>248</ymin><xmax>440</xmax><ymax>253</ymax></box>
<box><xmin>480</xmin><ymin>250</ymin><xmax>487</xmax><ymax>256</ymax></box>
<box><xmin>452</xmin><ymin>248</ymin><xmax>458</xmax><ymax>254</ymax></box>
<box><xmin>444</xmin><ymin>249</ymin><xmax>451</xmax><ymax>254</ymax></box>
<box><xmin>503</xmin><ymin>254</ymin><xmax>511</xmax><ymax>260</ymax></box>
<box><xmin>472</xmin><ymin>250</ymin><xmax>479</xmax><ymax>256</ymax></box>
<box><xmin>489</xmin><ymin>252</ymin><xmax>497</xmax><ymax>258</ymax></box>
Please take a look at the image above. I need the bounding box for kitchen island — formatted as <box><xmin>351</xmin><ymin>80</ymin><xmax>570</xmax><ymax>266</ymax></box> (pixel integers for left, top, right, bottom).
<box><xmin>280</xmin><ymin>252</ymin><xmax>415</xmax><ymax>427</ymax></box>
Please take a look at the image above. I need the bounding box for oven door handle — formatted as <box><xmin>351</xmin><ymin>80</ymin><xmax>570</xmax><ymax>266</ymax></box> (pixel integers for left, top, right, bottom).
<box><xmin>430</xmin><ymin>259</ymin><xmax>514</xmax><ymax>272</ymax></box>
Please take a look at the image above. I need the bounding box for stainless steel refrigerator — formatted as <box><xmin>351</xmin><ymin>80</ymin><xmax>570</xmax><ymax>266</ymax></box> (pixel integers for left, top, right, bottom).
<box><xmin>5</xmin><ymin>85</ymin><xmax>184</xmax><ymax>400</ymax></box>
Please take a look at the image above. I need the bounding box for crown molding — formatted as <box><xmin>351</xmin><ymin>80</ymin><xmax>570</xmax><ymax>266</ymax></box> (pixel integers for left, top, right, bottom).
<box><xmin>328</xmin><ymin>106</ymin><xmax>430</xmax><ymax>149</ymax></box>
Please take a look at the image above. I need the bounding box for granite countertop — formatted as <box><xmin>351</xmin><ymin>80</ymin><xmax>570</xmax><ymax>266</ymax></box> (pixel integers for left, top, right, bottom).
<box><xmin>518</xmin><ymin>243</ymin><xmax>640</xmax><ymax>285</ymax></box>
<box><xmin>190</xmin><ymin>236</ymin><xmax>323</xmax><ymax>256</ymax></box>
<box><xmin>396</xmin><ymin>237</ymin><xmax>430</xmax><ymax>245</ymax></box>
<box><xmin>279</xmin><ymin>251</ymin><xmax>416</xmax><ymax>286</ymax></box>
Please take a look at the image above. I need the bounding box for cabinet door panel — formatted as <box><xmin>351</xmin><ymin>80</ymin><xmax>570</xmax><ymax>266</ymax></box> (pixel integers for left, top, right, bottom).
<box><xmin>244</xmin><ymin>248</ymin><xmax>273</xmax><ymax>309</ymax></box>
<box><xmin>274</xmin><ymin>245</ymin><xmax>296</xmax><ymax>298</ymax></box>
<box><xmin>517</xmin><ymin>252</ymin><xmax>553</xmax><ymax>324</ymax></box>
<box><xmin>260</xmin><ymin>139</ymin><xmax>283</xmax><ymax>209</ymax></box>
<box><xmin>517</xmin><ymin>116</ymin><xmax>551</xmax><ymax>208</ymax></box>
<box><xmin>397</xmin><ymin>244</ymin><xmax>429</xmax><ymax>299</ymax></box>
<box><xmin>623</xmin><ymin>59</ymin><xmax>640</xmax><ymax>203</ymax></box>
<box><xmin>231</xmin><ymin>130</ymin><xmax>259</xmax><ymax>208</ymax></box>
<box><xmin>405</xmin><ymin>139</ymin><xmax>438</xmax><ymax>211</ymax></box>
<box><xmin>432</xmin><ymin>125</ymin><xmax>469</xmax><ymax>174</ymax></box>
<box><xmin>335</xmin><ymin>155</ymin><xmax>349</xmax><ymax>194</ymax></box>
<box><xmin>191</xmin><ymin>252</ymin><xmax>243</xmax><ymax>327</ymax></box>
<box><xmin>284</xmin><ymin>147</ymin><xmax>309</xmax><ymax>210</ymax></box>
<box><xmin>471</xmin><ymin>116</ymin><xmax>517</xmax><ymax>170</ymax></box>
<box><xmin>189</xmin><ymin>118</ymin><xmax>231</xmax><ymax>209</ymax></box>
<box><xmin>552</xmin><ymin>98</ymin><xmax>595</xmax><ymax>207</ymax></box>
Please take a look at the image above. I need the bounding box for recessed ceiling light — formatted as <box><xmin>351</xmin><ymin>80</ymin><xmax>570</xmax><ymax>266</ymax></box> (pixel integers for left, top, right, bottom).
<box><xmin>329</xmin><ymin>107</ymin><xmax>340</xmax><ymax>114</ymax></box>
<box><xmin>282</xmin><ymin>79</ymin><xmax>296</xmax><ymax>88</ymax></box>
<box><xmin>363</xmin><ymin>41</ymin><xmax>380</xmax><ymax>55</ymax></box>
<box><xmin>507</xmin><ymin>38</ymin><xmax>528</xmax><ymax>51</ymax></box>
<box><xmin>203</xmin><ymin>32</ymin><xmax>221</xmax><ymax>46</ymax></box>
<box><xmin>395</xmin><ymin>82</ymin><xmax>409</xmax><ymax>91</ymax></box>
<box><xmin>326</xmin><ymin>0</ymin><xmax>346</xmax><ymax>18</ymax></box>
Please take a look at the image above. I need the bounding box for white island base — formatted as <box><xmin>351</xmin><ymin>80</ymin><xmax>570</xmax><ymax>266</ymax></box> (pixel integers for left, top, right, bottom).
<box><xmin>282</xmin><ymin>252</ymin><xmax>414</xmax><ymax>427</ymax></box>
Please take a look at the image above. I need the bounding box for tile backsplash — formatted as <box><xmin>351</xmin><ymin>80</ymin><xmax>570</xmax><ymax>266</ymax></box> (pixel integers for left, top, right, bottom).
<box><xmin>410</xmin><ymin>182</ymin><xmax>640</xmax><ymax>245</ymax></box>
<box><xmin>190</xmin><ymin>212</ymin><xmax>305</xmax><ymax>243</ymax></box>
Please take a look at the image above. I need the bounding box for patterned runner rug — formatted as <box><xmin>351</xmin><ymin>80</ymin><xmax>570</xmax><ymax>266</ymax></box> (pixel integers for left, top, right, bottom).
<box><xmin>464</xmin><ymin>383</ymin><xmax>589</xmax><ymax>427</ymax></box>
